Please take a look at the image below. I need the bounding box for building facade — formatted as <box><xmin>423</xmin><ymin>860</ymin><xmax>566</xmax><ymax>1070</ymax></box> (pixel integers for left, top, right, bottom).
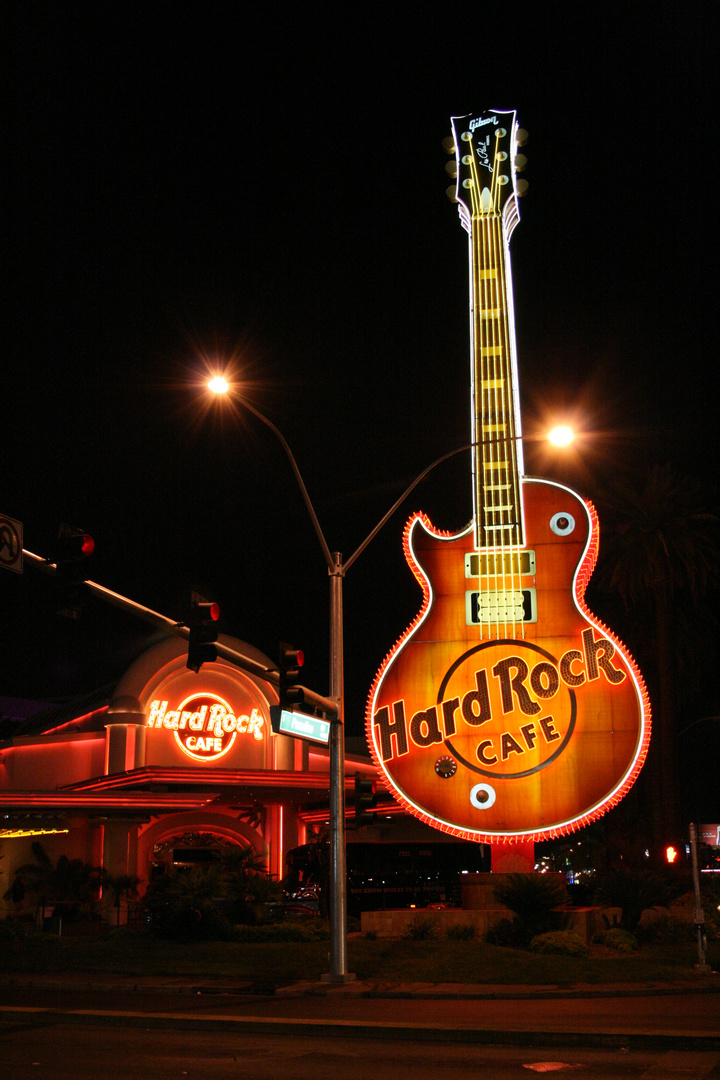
<box><xmin>0</xmin><ymin>635</ymin><xmax>376</xmax><ymax>912</ymax></box>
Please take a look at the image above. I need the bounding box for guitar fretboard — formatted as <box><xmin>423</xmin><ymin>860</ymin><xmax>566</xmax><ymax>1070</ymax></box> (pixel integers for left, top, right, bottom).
<box><xmin>470</xmin><ymin>205</ymin><xmax>523</xmax><ymax>550</ymax></box>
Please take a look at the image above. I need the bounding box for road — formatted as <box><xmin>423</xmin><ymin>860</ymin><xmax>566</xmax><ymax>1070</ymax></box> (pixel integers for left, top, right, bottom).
<box><xmin>2</xmin><ymin>1021</ymin><xmax>720</xmax><ymax>1079</ymax></box>
<box><xmin>1</xmin><ymin>980</ymin><xmax>718</xmax><ymax>1079</ymax></box>
<box><xmin>1</xmin><ymin>983</ymin><xmax>718</xmax><ymax>1044</ymax></box>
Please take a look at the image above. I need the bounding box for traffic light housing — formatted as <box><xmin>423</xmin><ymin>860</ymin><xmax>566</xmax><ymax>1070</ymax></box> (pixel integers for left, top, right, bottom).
<box><xmin>278</xmin><ymin>642</ymin><xmax>305</xmax><ymax>708</ymax></box>
<box><xmin>56</xmin><ymin>522</ymin><xmax>95</xmax><ymax>618</ymax></box>
<box><xmin>186</xmin><ymin>593</ymin><xmax>219</xmax><ymax>672</ymax></box>
<box><xmin>354</xmin><ymin>772</ymin><xmax>377</xmax><ymax>826</ymax></box>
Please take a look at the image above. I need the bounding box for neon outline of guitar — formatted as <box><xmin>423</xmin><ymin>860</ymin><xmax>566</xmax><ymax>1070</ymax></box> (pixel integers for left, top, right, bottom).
<box><xmin>365</xmin><ymin>109</ymin><xmax>650</xmax><ymax>844</ymax></box>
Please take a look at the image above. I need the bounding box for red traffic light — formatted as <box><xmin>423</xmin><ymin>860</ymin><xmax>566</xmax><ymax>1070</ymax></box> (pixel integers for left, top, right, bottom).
<box><xmin>208</xmin><ymin>601</ymin><xmax>220</xmax><ymax>622</ymax></box>
<box><xmin>81</xmin><ymin>534</ymin><xmax>95</xmax><ymax>557</ymax></box>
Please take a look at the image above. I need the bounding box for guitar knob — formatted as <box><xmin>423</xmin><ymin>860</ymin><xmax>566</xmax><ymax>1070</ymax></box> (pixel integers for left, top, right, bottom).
<box><xmin>446</xmin><ymin>185</ymin><xmax>458</xmax><ymax>203</ymax></box>
<box><xmin>445</xmin><ymin>160</ymin><xmax>458</xmax><ymax>178</ymax></box>
<box><xmin>516</xmin><ymin>128</ymin><xmax>529</xmax><ymax>146</ymax></box>
<box><xmin>516</xmin><ymin>179</ymin><xmax>529</xmax><ymax>196</ymax></box>
<box><xmin>514</xmin><ymin>153</ymin><xmax>528</xmax><ymax>172</ymax></box>
<box><xmin>441</xmin><ymin>135</ymin><xmax>456</xmax><ymax>154</ymax></box>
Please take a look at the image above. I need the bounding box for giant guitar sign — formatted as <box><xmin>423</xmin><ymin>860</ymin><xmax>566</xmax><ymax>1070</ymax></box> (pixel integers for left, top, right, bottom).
<box><xmin>366</xmin><ymin>110</ymin><xmax>650</xmax><ymax>844</ymax></box>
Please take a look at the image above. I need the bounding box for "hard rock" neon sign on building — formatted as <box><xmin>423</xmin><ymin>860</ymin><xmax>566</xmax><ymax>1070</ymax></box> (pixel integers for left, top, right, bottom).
<box><xmin>147</xmin><ymin>693</ymin><xmax>265</xmax><ymax>761</ymax></box>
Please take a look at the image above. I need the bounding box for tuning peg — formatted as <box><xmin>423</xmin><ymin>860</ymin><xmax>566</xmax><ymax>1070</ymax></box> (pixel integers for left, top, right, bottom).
<box><xmin>516</xmin><ymin>178</ymin><xmax>529</xmax><ymax>196</ymax></box>
<box><xmin>441</xmin><ymin>135</ymin><xmax>456</xmax><ymax>155</ymax></box>
<box><xmin>446</xmin><ymin>185</ymin><xmax>458</xmax><ymax>203</ymax></box>
<box><xmin>445</xmin><ymin>160</ymin><xmax>458</xmax><ymax>179</ymax></box>
<box><xmin>514</xmin><ymin>153</ymin><xmax>527</xmax><ymax>172</ymax></box>
<box><xmin>516</xmin><ymin>128</ymin><xmax>529</xmax><ymax>147</ymax></box>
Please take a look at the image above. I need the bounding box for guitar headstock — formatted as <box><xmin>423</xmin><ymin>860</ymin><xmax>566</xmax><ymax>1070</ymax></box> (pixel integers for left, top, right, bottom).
<box><xmin>448</xmin><ymin>109</ymin><xmax>526</xmax><ymax>236</ymax></box>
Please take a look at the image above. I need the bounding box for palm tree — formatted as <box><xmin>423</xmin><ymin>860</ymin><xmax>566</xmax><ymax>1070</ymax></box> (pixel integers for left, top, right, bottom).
<box><xmin>594</xmin><ymin>464</ymin><xmax>720</xmax><ymax>850</ymax></box>
<box><xmin>9</xmin><ymin>842</ymin><xmax>102</xmax><ymax>926</ymax></box>
<box><xmin>101</xmin><ymin>871</ymin><xmax>141</xmax><ymax>926</ymax></box>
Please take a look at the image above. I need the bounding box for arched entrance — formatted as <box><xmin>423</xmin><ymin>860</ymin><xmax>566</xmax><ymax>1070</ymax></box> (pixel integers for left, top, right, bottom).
<box><xmin>137</xmin><ymin>811</ymin><xmax>265</xmax><ymax>887</ymax></box>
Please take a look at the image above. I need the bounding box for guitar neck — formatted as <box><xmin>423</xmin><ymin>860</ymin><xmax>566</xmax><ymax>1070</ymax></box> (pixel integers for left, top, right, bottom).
<box><xmin>470</xmin><ymin>212</ymin><xmax>524</xmax><ymax>550</ymax></box>
<box><xmin>451</xmin><ymin>110</ymin><xmax>525</xmax><ymax>551</ymax></box>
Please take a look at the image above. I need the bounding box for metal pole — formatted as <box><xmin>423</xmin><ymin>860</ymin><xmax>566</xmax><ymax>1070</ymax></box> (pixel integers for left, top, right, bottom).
<box><xmin>323</xmin><ymin>552</ymin><xmax>354</xmax><ymax>981</ymax></box>
<box><xmin>689</xmin><ymin>822</ymin><xmax>712</xmax><ymax>974</ymax></box>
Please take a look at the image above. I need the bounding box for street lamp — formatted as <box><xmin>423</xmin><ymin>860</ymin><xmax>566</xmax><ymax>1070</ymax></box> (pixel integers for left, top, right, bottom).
<box><xmin>207</xmin><ymin>375</ymin><xmax>574</xmax><ymax>981</ymax></box>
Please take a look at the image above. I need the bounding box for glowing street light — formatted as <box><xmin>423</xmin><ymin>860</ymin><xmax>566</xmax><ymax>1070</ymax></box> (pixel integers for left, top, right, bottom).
<box><xmin>208</xmin><ymin>375</ymin><xmax>229</xmax><ymax>395</ymax></box>
<box><xmin>548</xmin><ymin>425</ymin><xmax>575</xmax><ymax>447</ymax></box>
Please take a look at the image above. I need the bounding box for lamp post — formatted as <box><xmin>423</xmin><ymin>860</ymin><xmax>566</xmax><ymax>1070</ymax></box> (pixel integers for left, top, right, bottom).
<box><xmin>207</xmin><ymin>376</ymin><xmax>574</xmax><ymax>981</ymax></box>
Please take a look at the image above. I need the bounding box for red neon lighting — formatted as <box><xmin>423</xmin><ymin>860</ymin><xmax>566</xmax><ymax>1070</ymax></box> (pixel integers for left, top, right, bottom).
<box><xmin>59</xmin><ymin>767</ymin><xmax>353</xmax><ymax>792</ymax></box>
<box><xmin>365</xmin><ymin>492</ymin><xmax>651</xmax><ymax>845</ymax></box>
<box><xmin>43</xmin><ymin>706</ymin><xmax>110</xmax><ymax>735</ymax></box>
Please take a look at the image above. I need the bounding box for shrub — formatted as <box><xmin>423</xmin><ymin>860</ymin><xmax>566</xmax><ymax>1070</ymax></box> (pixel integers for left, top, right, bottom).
<box><xmin>592</xmin><ymin>928</ymin><xmax>638</xmax><ymax>952</ymax></box>
<box><xmin>0</xmin><ymin>919</ymin><xmax>31</xmax><ymax>942</ymax></box>
<box><xmin>402</xmin><ymin>915</ymin><xmax>437</xmax><ymax>940</ymax></box>
<box><xmin>530</xmin><ymin>930</ymin><xmax>588</xmax><ymax>957</ymax></box>
<box><xmin>446</xmin><ymin>922</ymin><xmax>477</xmax><ymax>941</ymax></box>
<box><xmin>484</xmin><ymin>917</ymin><xmax>525</xmax><ymax>948</ymax></box>
<box><xmin>595</xmin><ymin>868</ymin><xmax>677</xmax><ymax>932</ymax></box>
<box><xmin>234</xmin><ymin>921</ymin><xmax>323</xmax><ymax>943</ymax></box>
<box><xmin>492</xmin><ymin>873</ymin><xmax>568</xmax><ymax>945</ymax></box>
<box><xmin>634</xmin><ymin>913</ymin><xmax>694</xmax><ymax>946</ymax></box>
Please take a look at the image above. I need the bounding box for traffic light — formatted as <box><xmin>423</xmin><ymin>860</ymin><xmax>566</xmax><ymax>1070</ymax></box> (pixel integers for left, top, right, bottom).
<box><xmin>56</xmin><ymin>523</ymin><xmax>95</xmax><ymax>618</ymax></box>
<box><xmin>278</xmin><ymin>643</ymin><xmax>305</xmax><ymax>708</ymax></box>
<box><xmin>354</xmin><ymin>772</ymin><xmax>377</xmax><ymax>826</ymax></box>
<box><xmin>186</xmin><ymin>593</ymin><xmax>219</xmax><ymax>672</ymax></box>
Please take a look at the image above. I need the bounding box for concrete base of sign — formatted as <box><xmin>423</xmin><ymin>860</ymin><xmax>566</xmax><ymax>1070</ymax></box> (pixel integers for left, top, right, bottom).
<box><xmin>461</xmin><ymin>871</ymin><xmax>566</xmax><ymax>911</ymax></box>
<box><xmin>489</xmin><ymin>840</ymin><xmax>536</xmax><ymax>873</ymax></box>
<box><xmin>360</xmin><ymin>905</ymin><xmax>601</xmax><ymax>944</ymax></box>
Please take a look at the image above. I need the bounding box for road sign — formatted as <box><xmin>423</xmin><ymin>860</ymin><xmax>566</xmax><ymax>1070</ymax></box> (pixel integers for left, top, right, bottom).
<box><xmin>0</xmin><ymin>515</ymin><xmax>22</xmax><ymax>573</ymax></box>
<box><xmin>270</xmin><ymin>706</ymin><xmax>331</xmax><ymax>745</ymax></box>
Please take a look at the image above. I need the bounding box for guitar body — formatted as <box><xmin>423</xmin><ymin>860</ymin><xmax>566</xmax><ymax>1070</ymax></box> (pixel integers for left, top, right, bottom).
<box><xmin>366</xmin><ymin>109</ymin><xmax>649</xmax><ymax>842</ymax></box>
<box><xmin>368</xmin><ymin>477</ymin><xmax>649</xmax><ymax>841</ymax></box>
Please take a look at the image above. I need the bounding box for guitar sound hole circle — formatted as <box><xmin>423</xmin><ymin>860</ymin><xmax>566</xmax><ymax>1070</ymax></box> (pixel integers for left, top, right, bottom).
<box><xmin>470</xmin><ymin>783</ymin><xmax>496</xmax><ymax>810</ymax></box>
<box><xmin>435</xmin><ymin>756</ymin><xmax>457</xmax><ymax>779</ymax></box>
<box><xmin>550</xmin><ymin>512</ymin><xmax>575</xmax><ymax>536</ymax></box>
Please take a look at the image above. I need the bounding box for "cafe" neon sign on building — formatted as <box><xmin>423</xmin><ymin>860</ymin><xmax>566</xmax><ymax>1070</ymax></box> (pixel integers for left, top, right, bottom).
<box><xmin>147</xmin><ymin>693</ymin><xmax>265</xmax><ymax>762</ymax></box>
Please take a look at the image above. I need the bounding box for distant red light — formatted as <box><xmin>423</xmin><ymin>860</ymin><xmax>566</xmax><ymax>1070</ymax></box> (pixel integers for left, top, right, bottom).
<box><xmin>81</xmin><ymin>535</ymin><xmax>95</xmax><ymax>556</ymax></box>
<box><xmin>209</xmin><ymin>602</ymin><xmax>220</xmax><ymax>621</ymax></box>
<box><xmin>296</xmin><ymin>650</ymin><xmax>305</xmax><ymax>668</ymax></box>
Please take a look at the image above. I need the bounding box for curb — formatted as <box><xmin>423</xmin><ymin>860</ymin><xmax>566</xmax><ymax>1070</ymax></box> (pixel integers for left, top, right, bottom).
<box><xmin>1</xmin><ymin>1005</ymin><xmax>719</xmax><ymax>1050</ymax></box>
<box><xmin>1</xmin><ymin>976</ymin><xmax>718</xmax><ymax>1001</ymax></box>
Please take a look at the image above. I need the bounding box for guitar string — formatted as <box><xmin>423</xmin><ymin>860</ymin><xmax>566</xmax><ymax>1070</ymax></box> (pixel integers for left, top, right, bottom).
<box><xmin>490</xmin><ymin>140</ymin><xmax>511</xmax><ymax>639</ymax></box>
<box><xmin>490</xmin><ymin>133</ymin><xmax>511</xmax><ymax>639</ymax></box>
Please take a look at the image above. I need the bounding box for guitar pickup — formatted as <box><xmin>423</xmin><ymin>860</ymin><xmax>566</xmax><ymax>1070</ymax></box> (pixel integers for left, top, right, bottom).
<box><xmin>466</xmin><ymin>588</ymin><xmax>538</xmax><ymax>625</ymax></box>
<box><xmin>465</xmin><ymin>550</ymin><xmax>536</xmax><ymax>577</ymax></box>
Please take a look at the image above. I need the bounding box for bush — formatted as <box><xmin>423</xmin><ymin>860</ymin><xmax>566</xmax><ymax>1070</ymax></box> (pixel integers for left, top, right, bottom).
<box><xmin>446</xmin><ymin>922</ymin><xmax>476</xmax><ymax>941</ymax></box>
<box><xmin>234</xmin><ymin>921</ymin><xmax>324</xmax><ymax>943</ymax></box>
<box><xmin>595</xmin><ymin>868</ymin><xmax>679</xmax><ymax>932</ymax></box>
<box><xmin>484</xmin><ymin>917</ymin><xmax>525</xmax><ymax>948</ymax></box>
<box><xmin>0</xmin><ymin>919</ymin><xmax>31</xmax><ymax>942</ymax></box>
<box><xmin>530</xmin><ymin>930</ymin><xmax>588</xmax><ymax>957</ymax></box>
<box><xmin>492</xmin><ymin>873</ymin><xmax>568</xmax><ymax>945</ymax></box>
<box><xmin>634</xmin><ymin>913</ymin><xmax>694</xmax><ymax>946</ymax></box>
<box><xmin>402</xmin><ymin>915</ymin><xmax>437</xmax><ymax>940</ymax></box>
<box><xmin>592</xmin><ymin>928</ymin><xmax>638</xmax><ymax>952</ymax></box>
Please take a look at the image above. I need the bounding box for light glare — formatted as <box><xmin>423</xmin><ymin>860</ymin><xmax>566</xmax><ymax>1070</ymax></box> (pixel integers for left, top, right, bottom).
<box><xmin>548</xmin><ymin>425</ymin><xmax>574</xmax><ymax>447</ymax></box>
<box><xmin>208</xmin><ymin>376</ymin><xmax>229</xmax><ymax>394</ymax></box>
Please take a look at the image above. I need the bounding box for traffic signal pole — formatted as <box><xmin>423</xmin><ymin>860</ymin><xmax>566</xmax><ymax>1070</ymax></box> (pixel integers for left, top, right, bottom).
<box><xmin>325</xmin><ymin>551</ymin><xmax>351</xmax><ymax>982</ymax></box>
<box><xmin>21</xmin><ymin>547</ymin><xmax>337</xmax><ymax>717</ymax></box>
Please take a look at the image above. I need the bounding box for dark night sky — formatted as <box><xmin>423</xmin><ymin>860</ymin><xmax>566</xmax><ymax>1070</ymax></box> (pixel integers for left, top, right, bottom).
<box><xmin>3</xmin><ymin>2</ymin><xmax>718</xmax><ymax>737</ymax></box>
